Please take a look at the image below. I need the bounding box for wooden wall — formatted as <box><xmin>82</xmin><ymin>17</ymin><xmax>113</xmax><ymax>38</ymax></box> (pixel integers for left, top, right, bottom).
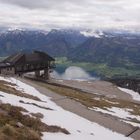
<box><xmin>0</xmin><ymin>67</ymin><xmax>15</xmax><ymax>75</ymax></box>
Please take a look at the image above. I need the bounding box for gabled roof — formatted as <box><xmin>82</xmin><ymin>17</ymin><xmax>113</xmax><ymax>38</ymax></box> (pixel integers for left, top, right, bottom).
<box><xmin>30</xmin><ymin>51</ymin><xmax>55</xmax><ymax>61</ymax></box>
<box><xmin>3</xmin><ymin>53</ymin><xmax>24</xmax><ymax>64</ymax></box>
<box><xmin>0</xmin><ymin>51</ymin><xmax>55</xmax><ymax>67</ymax></box>
<box><xmin>0</xmin><ymin>62</ymin><xmax>11</xmax><ymax>68</ymax></box>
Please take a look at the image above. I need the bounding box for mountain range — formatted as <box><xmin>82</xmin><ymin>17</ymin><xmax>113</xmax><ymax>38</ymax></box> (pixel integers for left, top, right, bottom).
<box><xmin>0</xmin><ymin>29</ymin><xmax>140</xmax><ymax>69</ymax></box>
<box><xmin>0</xmin><ymin>29</ymin><xmax>87</xmax><ymax>57</ymax></box>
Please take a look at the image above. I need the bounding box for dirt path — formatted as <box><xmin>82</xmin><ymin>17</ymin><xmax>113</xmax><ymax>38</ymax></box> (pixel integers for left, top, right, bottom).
<box><xmin>51</xmin><ymin>79</ymin><xmax>134</xmax><ymax>101</ymax></box>
<box><xmin>18</xmin><ymin>77</ymin><xmax>140</xmax><ymax>140</ymax></box>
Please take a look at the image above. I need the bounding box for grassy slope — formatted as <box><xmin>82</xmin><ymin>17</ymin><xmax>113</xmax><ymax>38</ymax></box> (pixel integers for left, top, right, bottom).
<box><xmin>37</xmin><ymin>81</ymin><xmax>140</xmax><ymax>123</ymax></box>
<box><xmin>55</xmin><ymin>57</ymin><xmax>140</xmax><ymax>78</ymax></box>
<box><xmin>0</xmin><ymin>80</ymin><xmax>70</xmax><ymax>140</ymax></box>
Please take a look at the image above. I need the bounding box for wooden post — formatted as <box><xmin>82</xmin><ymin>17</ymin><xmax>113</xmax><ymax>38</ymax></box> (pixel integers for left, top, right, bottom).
<box><xmin>44</xmin><ymin>68</ymin><xmax>49</xmax><ymax>80</ymax></box>
<box><xmin>35</xmin><ymin>70</ymin><xmax>40</xmax><ymax>78</ymax></box>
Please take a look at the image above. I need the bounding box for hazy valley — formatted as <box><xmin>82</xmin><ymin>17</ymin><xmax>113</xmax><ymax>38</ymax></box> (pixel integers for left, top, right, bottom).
<box><xmin>0</xmin><ymin>0</ymin><xmax>140</xmax><ymax>140</ymax></box>
<box><xmin>0</xmin><ymin>29</ymin><xmax>140</xmax><ymax>78</ymax></box>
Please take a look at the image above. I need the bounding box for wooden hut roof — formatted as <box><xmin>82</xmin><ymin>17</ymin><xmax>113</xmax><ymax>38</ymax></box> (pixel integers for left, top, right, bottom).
<box><xmin>0</xmin><ymin>51</ymin><xmax>55</xmax><ymax>67</ymax></box>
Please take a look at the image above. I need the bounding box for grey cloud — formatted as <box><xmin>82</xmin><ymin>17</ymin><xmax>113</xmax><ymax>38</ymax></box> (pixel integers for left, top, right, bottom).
<box><xmin>0</xmin><ymin>0</ymin><xmax>88</xmax><ymax>9</ymax></box>
<box><xmin>0</xmin><ymin>0</ymin><xmax>50</xmax><ymax>9</ymax></box>
<box><xmin>0</xmin><ymin>0</ymin><xmax>139</xmax><ymax>31</ymax></box>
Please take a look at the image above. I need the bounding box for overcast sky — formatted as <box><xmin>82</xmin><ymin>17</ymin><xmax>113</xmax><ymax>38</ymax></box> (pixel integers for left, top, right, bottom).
<box><xmin>0</xmin><ymin>0</ymin><xmax>140</xmax><ymax>31</ymax></box>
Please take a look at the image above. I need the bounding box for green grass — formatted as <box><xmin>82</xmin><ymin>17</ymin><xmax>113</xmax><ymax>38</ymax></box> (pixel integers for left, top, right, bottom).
<box><xmin>55</xmin><ymin>57</ymin><xmax>140</xmax><ymax>78</ymax></box>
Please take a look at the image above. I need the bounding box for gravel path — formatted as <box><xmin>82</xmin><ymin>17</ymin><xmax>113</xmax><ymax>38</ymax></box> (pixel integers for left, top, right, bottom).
<box><xmin>51</xmin><ymin>79</ymin><xmax>134</xmax><ymax>101</ymax></box>
<box><xmin>18</xmin><ymin>77</ymin><xmax>140</xmax><ymax>140</ymax></box>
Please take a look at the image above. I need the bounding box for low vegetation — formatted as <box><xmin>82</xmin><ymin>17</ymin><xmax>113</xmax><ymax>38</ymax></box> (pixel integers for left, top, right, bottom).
<box><xmin>0</xmin><ymin>80</ymin><xmax>70</xmax><ymax>139</ymax></box>
<box><xmin>55</xmin><ymin>57</ymin><xmax>140</xmax><ymax>78</ymax></box>
<box><xmin>0</xmin><ymin>80</ymin><xmax>41</xmax><ymax>101</ymax></box>
<box><xmin>0</xmin><ymin>103</ymin><xmax>70</xmax><ymax>140</ymax></box>
<box><xmin>38</xmin><ymin>82</ymin><xmax>140</xmax><ymax>118</ymax></box>
<box><xmin>19</xmin><ymin>100</ymin><xmax>53</xmax><ymax>110</ymax></box>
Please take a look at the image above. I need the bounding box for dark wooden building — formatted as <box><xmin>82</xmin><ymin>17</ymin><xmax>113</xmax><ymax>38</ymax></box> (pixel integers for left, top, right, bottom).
<box><xmin>0</xmin><ymin>51</ymin><xmax>55</xmax><ymax>79</ymax></box>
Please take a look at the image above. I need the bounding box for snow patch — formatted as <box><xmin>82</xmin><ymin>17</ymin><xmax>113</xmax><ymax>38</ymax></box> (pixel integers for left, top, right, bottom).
<box><xmin>91</xmin><ymin>107</ymin><xmax>140</xmax><ymax>127</ymax></box>
<box><xmin>80</xmin><ymin>30</ymin><xmax>104</xmax><ymax>38</ymax></box>
<box><xmin>118</xmin><ymin>87</ymin><xmax>140</xmax><ymax>101</ymax></box>
<box><xmin>0</xmin><ymin>76</ymin><xmax>132</xmax><ymax>140</ymax></box>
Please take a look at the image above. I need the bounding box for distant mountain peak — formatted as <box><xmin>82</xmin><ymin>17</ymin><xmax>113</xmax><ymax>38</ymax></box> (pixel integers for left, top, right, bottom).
<box><xmin>80</xmin><ymin>30</ymin><xmax>104</xmax><ymax>38</ymax></box>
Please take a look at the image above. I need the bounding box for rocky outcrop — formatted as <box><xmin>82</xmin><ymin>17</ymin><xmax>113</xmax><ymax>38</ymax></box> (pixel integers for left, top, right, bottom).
<box><xmin>107</xmin><ymin>78</ymin><xmax>140</xmax><ymax>94</ymax></box>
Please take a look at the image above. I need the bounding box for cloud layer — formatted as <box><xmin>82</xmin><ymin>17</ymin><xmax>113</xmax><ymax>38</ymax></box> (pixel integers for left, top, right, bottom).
<box><xmin>0</xmin><ymin>0</ymin><xmax>140</xmax><ymax>31</ymax></box>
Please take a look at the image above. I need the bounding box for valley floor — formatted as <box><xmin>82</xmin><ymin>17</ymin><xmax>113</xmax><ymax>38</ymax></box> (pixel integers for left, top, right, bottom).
<box><xmin>0</xmin><ymin>76</ymin><xmax>140</xmax><ymax>140</ymax></box>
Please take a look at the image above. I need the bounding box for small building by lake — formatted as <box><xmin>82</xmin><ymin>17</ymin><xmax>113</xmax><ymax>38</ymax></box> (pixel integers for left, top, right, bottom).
<box><xmin>0</xmin><ymin>51</ymin><xmax>55</xmax><ymax>79</ymax></box>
